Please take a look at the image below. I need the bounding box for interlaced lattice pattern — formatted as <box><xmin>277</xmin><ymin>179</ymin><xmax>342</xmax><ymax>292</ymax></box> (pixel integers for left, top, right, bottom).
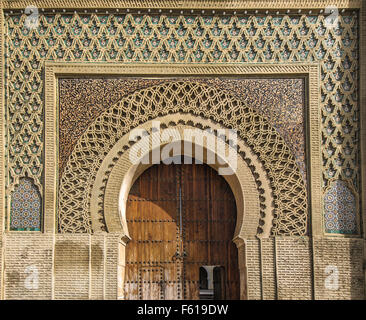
<box><xmin>59</xmin><ymin>81</ymin><xmax>307</xmax><ymax>235</ymax></box>
<box><xmin>58</xmin><ymin>78</ymin><xmax>306</xmax><ymax>181</ymax></box>
<box><xmin>4</xmin><ymin>12</ymin><xmax>359</xmax><ymax>233</ymax></box>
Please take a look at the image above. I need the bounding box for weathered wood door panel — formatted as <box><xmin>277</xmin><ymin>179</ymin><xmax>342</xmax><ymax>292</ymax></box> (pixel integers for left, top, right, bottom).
<box><xmin>124</xmin><ymin>162</ymin><xmax>239</xmax><ymax>300</ymax></box>
<box><xmin>139</xmin><ymin>267</ymin><xmax>165</xmax><ymax>300</ymax></box>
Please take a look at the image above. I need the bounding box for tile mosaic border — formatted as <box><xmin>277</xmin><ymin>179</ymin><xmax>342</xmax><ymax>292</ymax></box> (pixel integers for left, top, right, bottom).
<box><xmin>1</xmin><ymin>0</ymin><xmax>362</xmax><ymax>10</ymax></box>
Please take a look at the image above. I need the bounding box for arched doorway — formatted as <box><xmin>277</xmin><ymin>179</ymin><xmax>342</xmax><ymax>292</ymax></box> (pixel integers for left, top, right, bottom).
<box><xmin>124</xmin><ymin>160</ymin><xmax>239</xmax><ymax>300</ymax></box>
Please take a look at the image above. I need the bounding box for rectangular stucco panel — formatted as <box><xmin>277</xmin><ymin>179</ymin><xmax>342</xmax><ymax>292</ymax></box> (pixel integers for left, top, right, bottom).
<box><xmin>4</xmin><ymin>234</ymin><xmax>53</xmax><ymax>299</ymax></box>
<box><xmin>313</xmin><ymin>238</ymin><xmax>364</xmax><ymax>300</ymax></box>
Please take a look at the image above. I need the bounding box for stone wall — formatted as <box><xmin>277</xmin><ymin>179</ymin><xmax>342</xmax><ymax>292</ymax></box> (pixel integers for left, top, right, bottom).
<box><xmin>245</xmin><ymin>239</ymin><xmax>262</xmax><ymax>299</ymax></box>
<box><xmin>261</xmin><ymin>239</ymin><xmax>276</xmax><ymax>300</ymax></box>
<box><xmin>244</xmin><ymin>237</ymin><xmax>364</xmax><ymax>300</ymax></box>
<box><xmin>276</xmin><ymin>238</ymin><xmax>313</xmax><ymax>300</ymax></box>
<box><xmin>3</xmin><ymin>233</ymin><xmax>53</xmax><ymax>299</ymax></box>
<box><xmin>0</xmin><ymin>233</ymin><xmax>121</xmax><ymax>300</ymax></box>
<box><xmin>54</xmin><ymin>234</ymin><xmax>90</xmax><ymax>299</ymax></box>
<box><xmin>313</xmin><ymin>238</ymin><xmax>364</xmax><ymax>300</ymax></box>
<box><xmin>0</xmin><ymin>234</ymin><xmax>364</xmax><ymax>299</ymax></box>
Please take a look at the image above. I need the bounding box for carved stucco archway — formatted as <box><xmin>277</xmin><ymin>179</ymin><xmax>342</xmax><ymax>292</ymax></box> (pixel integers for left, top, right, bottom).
<box><xmin>58</xmin><ymin>81</ymin><xmax>308</xmax><ymax>237</ymax></box>
<box><xmin>90</xmin><ymin>114</ymin><xmax>275</xmax><ymax>242</ymax></box>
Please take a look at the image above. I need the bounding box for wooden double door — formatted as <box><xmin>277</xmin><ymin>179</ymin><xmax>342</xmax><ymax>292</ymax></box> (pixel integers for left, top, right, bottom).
<box><xmin>124</xmin><ymin>162</ymin><xmax>239</xmax><ymax>300</ymax></box>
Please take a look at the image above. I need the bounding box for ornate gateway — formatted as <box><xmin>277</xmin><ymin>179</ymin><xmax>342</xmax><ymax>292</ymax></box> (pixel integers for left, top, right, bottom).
<box><xmin>0</xmin><ymin>0</ymin><xmax>365</xmax><ymax>300</ymax></box>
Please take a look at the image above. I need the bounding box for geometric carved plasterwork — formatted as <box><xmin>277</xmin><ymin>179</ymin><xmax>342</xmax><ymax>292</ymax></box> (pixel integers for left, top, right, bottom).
<box><xmin>324</xmin><ymin>179</ymin><xmax>358</xmax><ymax>234</ymax></box>
<box><xmin>4</xmin><ymin>11</ymin><xmax>359</xmax><ymax>234</ymax></box>
<box><xmin>59</xmin><ymin>78</ymin><xmax>306</xmax><ymax>180</ymax></box>
<box><xmin>58</xmin><ymin>81</ymin><xmax>308</xmax><ymax>236</ymax></box>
